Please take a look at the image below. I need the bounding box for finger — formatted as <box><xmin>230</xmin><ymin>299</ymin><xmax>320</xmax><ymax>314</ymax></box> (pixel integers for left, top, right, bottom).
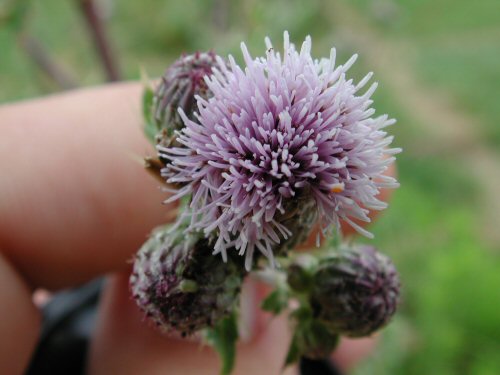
<box><xmin>88</xmin><ymin>273</ymin><xmax>297</xmax><ymax>375</ymax></box>
<box><xmin>0</xmin><ymin>83</ymin><xmax>175</xmax><ymax>289</ymax></box>
<box><xmin>332</xmin><ymin>336</ymin><xmax>378</xmax><ymax>372</ymax></box>
<box><xmin>0</xmin><ymin>252</ymin><xmax>41</xmax><ymax>375</ymax></box>
<box><xmin>90</xmin><ymin>272</ymin><xmax>377</xmax><ymax>375</ymax></box>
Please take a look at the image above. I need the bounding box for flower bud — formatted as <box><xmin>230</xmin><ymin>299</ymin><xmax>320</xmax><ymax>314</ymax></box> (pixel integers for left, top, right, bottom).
<box><xmin>130</xmin><ymin>226</ymin><xmax>245</xmax><ymax>336</ymax></box>
<box><xmin>311</xmin><ymin>245</ymin><xmax>400</xmax><ymax>337</ymax></box>
<box><xmin>152</xmin><ymin>51</ymin><xmax>219</xmax><ymax>148</ymax></box>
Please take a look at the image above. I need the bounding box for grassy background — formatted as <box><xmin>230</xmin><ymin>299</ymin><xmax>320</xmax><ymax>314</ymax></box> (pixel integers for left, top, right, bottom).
<box><xmin>1</xmin><ymin>0</ymin><xmax>499</xmax><ymax>373</ymax></box>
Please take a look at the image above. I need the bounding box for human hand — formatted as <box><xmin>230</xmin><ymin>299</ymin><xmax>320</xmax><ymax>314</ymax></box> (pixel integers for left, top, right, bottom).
<box><xmin>0</xmin><ymin>82</ymin><xmax>392</xmax><ymax>375</ymax></box>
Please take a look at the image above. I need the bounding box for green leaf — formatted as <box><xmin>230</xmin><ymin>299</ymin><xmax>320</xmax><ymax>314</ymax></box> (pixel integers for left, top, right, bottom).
<box><xmin>261</xmin><ymin>288</ymin><xmax>289</xmax><ymax>315</ymax></box>
<box><xmin>142</xmin><ymin>82</ymin><xmax>157</xmax><ymax>144</ymax></box>
<box><xmin>204</xmin><ymin>312</ymin><xmax>239</xmax><ymax>375</ymax></box>
<box><xmin>285</xmin><ymin>313</ymin><xmax>339</xmax><ymax>367</ymax></box>
<box><xmin>284</xmin><ymin>330</ymin><xmax>301</xmax><ymax>367</ymax></box>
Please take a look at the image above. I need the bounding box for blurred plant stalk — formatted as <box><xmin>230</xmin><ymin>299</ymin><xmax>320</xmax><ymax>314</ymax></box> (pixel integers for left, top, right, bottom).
<box><xmin>17</xmin><ymin>33</ymin><xmax>78</xmax><ymax>90</ymax></box>
<box><xmin>78</xmin><ymin>0</ymin><xmax>122</xmax><ymax>82</ymax></box>
<box><xmin>2</xmin><ymin>0</ymin><xmax>78</xmax><ymax>89</ymax></box>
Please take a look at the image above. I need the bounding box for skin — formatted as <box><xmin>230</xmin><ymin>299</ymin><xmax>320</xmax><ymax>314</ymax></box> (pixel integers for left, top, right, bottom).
<box><xmin>0</xmin><ymin>82</ymin><xmax>392</xmax><ymax>375</ymax></box>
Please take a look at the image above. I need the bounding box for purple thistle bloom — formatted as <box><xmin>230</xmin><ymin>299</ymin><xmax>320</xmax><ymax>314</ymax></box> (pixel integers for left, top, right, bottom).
<box><xmin>160</xmin><ymin>32</ymin><xmax>400</xmax><ymax>270</ymax></box>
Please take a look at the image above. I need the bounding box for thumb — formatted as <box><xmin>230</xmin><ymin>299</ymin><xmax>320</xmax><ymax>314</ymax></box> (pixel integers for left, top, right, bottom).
<box><xmin>88</xmin><ymin>272</ymin><xmax>296</xmax><ymax>375</ymax></box>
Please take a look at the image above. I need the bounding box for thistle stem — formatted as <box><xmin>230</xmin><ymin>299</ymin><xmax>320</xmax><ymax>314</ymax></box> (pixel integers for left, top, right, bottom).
<box><xmin>17</xmin><ymin>34</ymin><xmax>78</xmax><ymax>90</ymax></box>
<box><xmin>78</xmin><ymin>0</ymin><xmax>121</xmax><ymax>82</ymax></box>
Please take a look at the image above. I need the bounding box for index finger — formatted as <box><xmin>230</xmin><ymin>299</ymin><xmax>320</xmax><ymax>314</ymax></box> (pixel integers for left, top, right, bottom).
<box><xmin>0</xmin><ymin>82</ymin><xmax>174</xmax><ymax>289</ymax></box>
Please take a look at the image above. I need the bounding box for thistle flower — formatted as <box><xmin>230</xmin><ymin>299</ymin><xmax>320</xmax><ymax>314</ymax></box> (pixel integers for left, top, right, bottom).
<box><xmin>130</xmin><ymin>226</ymin><xmax>245</xmax><ymax>336</ymax></box>
<box><xmin>310</xmin><ymin>244</ymin><xmax>400</xmax><ymax>337</ymax></box>
<box><xmin>160</xmin><ymin>32</ymin><xmax>400</xmax><ymax>270</ymax></box>
<box><xmin>152</xmin><ymin>52</ymin><xmax>218</xmax><ymax>148</ymax></box>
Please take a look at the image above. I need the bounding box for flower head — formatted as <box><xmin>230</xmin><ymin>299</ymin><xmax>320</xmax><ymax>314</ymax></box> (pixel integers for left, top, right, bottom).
<box><xmin>310</xmin><ymin>244</ymin><xmax>400</xmax><ymax>337</ymax></box>
<box><xmin>130</xmin><ymin>226</ymin><xmax>245</xmax><ymax>336</ymax></box>
<box><xmin>153</xmin><ymin>52</ymin><xmax>218</xmax><ymax>148</ymax></box>
<box><xmin>161</xmin><ymin>32</ymin><xmax>400</xmax><ymax>270</ymax></box>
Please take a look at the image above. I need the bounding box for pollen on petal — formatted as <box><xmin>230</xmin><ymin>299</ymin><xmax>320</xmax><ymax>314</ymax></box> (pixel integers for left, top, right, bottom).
<box><xmin>330</xmin><ymin>183</ymin><xmax>345</xmax><ymax>194</ymax></box>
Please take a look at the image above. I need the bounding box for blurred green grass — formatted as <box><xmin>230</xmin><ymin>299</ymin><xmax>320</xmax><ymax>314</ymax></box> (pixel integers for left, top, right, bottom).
<box><xmin>1</xmin><ymin>0</ymin><xmax>499</xmax><ymax>373</ymax></box>
<box><xmin>351</xmin><ymin>0</ymin><xmax>500</xmax><ymax>145</ymax></box>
